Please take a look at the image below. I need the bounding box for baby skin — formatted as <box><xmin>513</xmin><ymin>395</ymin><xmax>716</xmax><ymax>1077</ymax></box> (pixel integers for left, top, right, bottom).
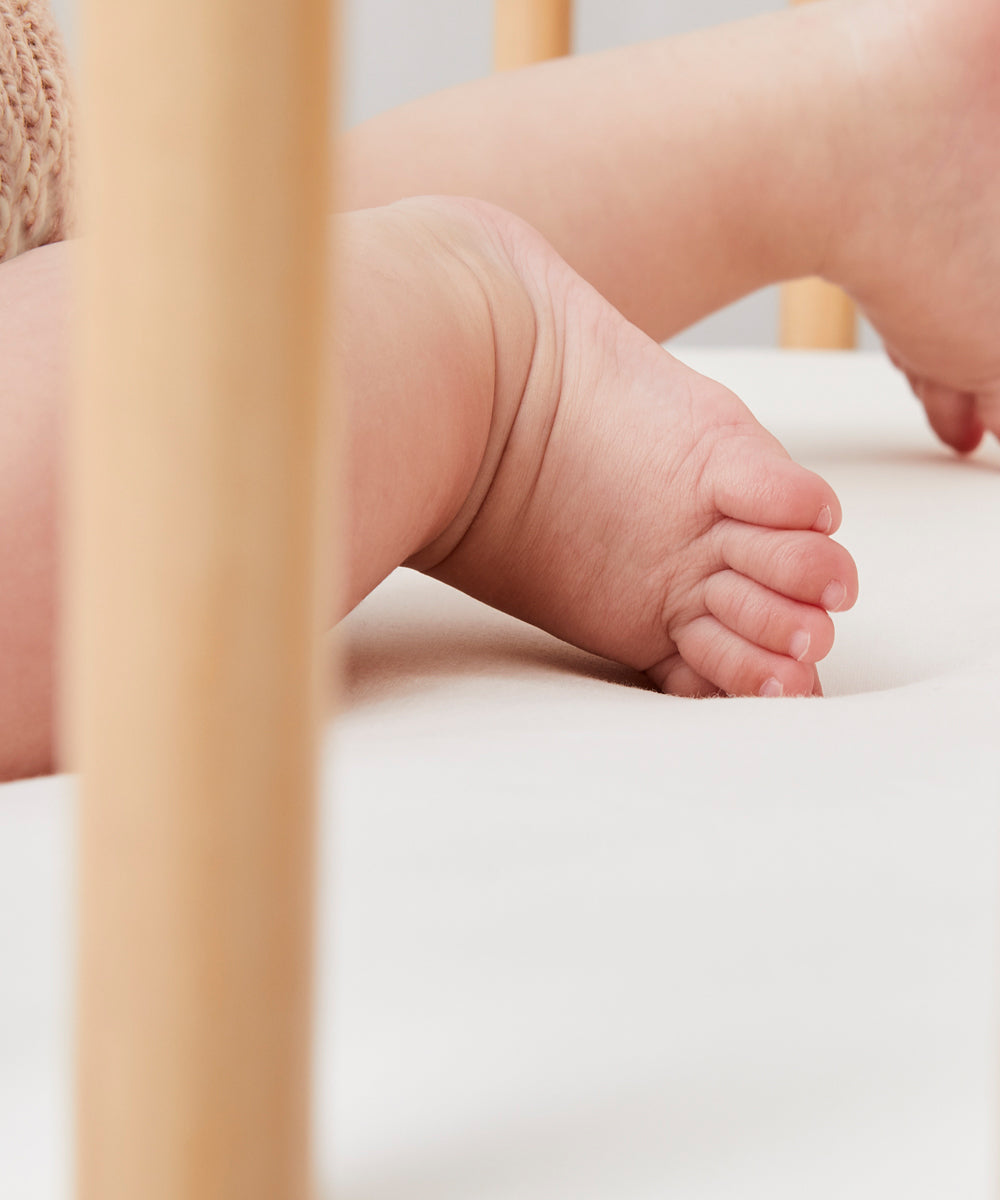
<box><xmin>0</xmin><ymin>196</ymin><xmax>857</xmax><ymax>779</ymax></box>
<box><xmin>343</xmin><ymin>0</ymin><xmax>1000</xmax><ymax>455</ymax></box>
<box><xmin>361</xmin><ymin>197</ymin><xmax>857</xmax><ymax>700</ymax></box>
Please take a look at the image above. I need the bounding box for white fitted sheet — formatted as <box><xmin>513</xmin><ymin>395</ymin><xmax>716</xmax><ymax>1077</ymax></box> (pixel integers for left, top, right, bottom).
<box><xmin>3</xmin><ymin>350</ymin><xmax>999</xmax><ymax>1198</ymax></box>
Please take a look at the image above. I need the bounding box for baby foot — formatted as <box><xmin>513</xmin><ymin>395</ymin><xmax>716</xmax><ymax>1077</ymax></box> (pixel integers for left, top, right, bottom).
<box><xmin>830</xmin><ymin>0</ymin><xmax>1000</xmax><ymax>452</ymax></box>
<box><xmin>411</xmin><ymin>200</ymin><xmax>858</xmax><ymax>698</ymax></box>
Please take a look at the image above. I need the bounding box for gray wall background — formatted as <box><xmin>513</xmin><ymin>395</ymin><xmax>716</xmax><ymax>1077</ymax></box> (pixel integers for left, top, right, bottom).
<box><xmin>48</xmin><ymin>0</ymin><xmax>876</xmax><ymax>349</ymax></box>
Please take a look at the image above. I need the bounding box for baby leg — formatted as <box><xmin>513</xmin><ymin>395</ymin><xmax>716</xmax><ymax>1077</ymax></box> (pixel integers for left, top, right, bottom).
<box><xmin>0</xmin><ymin>243</ymin><xmax>70</xmax><ymax>781</ymax></box>
<box><xmin>344</xmin><ymin>0</ymin><xmax>1000</xmax><ymax>451</ymax></box>
<box><xmin>0</xmin><ymin>198</ymin><xmax>855</xmax><ymax>781</ymax></box>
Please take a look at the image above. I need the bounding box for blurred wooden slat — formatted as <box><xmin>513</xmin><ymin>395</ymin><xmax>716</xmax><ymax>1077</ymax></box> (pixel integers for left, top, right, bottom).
<box><xmin>780</xmin><ymin>276</ymin><xmax>857</xmax><ymax>349</ymax></box>
<box><xmin>495</xmin><ymin>0</ymin><xmax>572</xmax><ymax>71</ymax></box>
<box><xmin>70</xmin><ymin>0</ymin><xmax>336</xmax><ymax>1197</ymax></box>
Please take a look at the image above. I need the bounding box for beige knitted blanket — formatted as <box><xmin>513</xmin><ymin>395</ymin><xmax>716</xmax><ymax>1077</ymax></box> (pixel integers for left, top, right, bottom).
<box><xmin>0</xmin><ymin>0</ymin><xmax>73</xmax><ymax>261</ymax></box>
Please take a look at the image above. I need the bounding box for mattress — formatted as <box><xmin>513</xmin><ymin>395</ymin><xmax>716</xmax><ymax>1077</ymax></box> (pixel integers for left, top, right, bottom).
<box><xmin>3</xmin><ymin>350</ymin><xmax>999</xmax><ymax>1198</ymax></box>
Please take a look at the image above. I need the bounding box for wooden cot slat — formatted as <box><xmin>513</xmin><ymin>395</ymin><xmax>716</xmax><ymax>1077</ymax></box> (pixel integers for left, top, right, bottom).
<box><xmin>780</xmin><ymin>0</ymin><xmax>857</xmax><ymax>349</ymax></box>
<box><xmin>69</xmin><ymin>0</ymin><xmax>336</xmax><ymax>1197</ymax></box>
<box><xmin>780</xmin><ymin>276</ymin><xmax>857</xmax><ymax>349</ymax></box>
<box><xmin>495</xmin><ymin>0</ymin><xmax>572</xmax><ymax>71</ymax></box>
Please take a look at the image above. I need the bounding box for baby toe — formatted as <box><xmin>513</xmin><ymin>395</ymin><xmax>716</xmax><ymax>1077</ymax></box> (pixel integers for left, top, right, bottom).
<box><xmin>973</xmin><ymin>385</ymin><xmax>1000</xmax><ymax>444</ymax></box>
<box><xmin>718</xmin><ymin>525</ymin><xmax>859</xmax><ymax>612</ymax></box>
<box><xmin>646</xmin><ymin>655</ymin><xmax>722</xmax><ymax>698</ymax></box>
<box><xmin>711</xmin><ymin>440</ymin><xmax>843</xmax><ymax>534</ymax></box>
<box><xmin>702</xmin><ymin>570</ymin><xmax>835</xmax><ymax>664</ymax></box>
<box><xmin>917</xmin><ymin>380</ymin><xmax>984</xmax><ymax>454</ymax></box>
<box><xmin>668</xmin><ymin>615</ymin><xmax>818</xmax><ymax>699</ymax></box>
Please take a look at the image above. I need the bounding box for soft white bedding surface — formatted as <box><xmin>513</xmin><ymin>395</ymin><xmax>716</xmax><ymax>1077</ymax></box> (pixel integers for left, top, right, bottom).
<box><xmin>3</xmin><ymin>350</ymin><xmax>999</xmax><ymax>1198</ymax></box>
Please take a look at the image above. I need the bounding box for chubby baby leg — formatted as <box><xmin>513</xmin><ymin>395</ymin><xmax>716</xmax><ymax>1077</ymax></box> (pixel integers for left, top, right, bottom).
<box><xmin>0</xmin><ymin>242</ymin><xmax>71</xmax><ymax>780</ymax></box>
<box><xmin>0</xmin><ymin>197</ymin><xmax>857</xmax><ymax>782</ymax></box>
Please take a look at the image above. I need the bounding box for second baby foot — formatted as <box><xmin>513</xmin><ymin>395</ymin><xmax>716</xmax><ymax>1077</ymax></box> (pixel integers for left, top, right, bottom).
<box><xmin>829</xmin><ymin>0</ymin><xmax>1000</xmax><ymax>452</ymax></box>
<box><xmin>411</xmin><ymin>199</ymin><xmax>858</xmax><ymax>698</ymax></box>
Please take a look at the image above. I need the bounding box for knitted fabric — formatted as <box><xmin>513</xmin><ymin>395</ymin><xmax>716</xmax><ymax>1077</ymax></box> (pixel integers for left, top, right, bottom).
<box><xmin>0</xmin><ymin>0</ymin><xmax>74</xmax><ymax>261</ymax></box>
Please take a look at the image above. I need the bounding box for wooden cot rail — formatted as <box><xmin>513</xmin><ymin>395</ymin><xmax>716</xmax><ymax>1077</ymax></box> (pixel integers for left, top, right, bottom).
<box><xmin>69</xmin><ymin>0</ymin><xmax>337</xmax><ymax>1197</ymax></box>
<box><xmin>65</xmin><ymin>0</ymin><xmax>859</xmax><ymax>1190</ymax></box>
<box><xmin>495</xmin><ymin>0</ymin><xmax>572</xmax><ymax>70</ymax></box>
<box><xmin>780</xmin><ymin>276</ymin><xmax>857</xmax><ymax>349</ymax></box>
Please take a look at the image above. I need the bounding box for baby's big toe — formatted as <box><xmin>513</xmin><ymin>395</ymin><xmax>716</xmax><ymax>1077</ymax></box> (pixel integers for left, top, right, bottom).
<box><xmin>916</xmin><ymin>380</ymin><xmax>985</xmax><ymax>454</ymax></box>
<box><xmin>711</xmin><ymin>438</ymin><xmax>843</xmax><ymax>534</ymax></box>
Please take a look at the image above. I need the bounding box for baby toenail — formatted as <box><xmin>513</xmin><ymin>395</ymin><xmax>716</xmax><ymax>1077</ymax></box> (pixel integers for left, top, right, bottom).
<box><xmin>789</xmin><ymin>630</ymin><xmax>811</xmax><ymax>662</ymax></box>
<box><xmin>759</xmin><ymin>677</ymin><xmax>784</xmax><ymax>698</ymax></box>
<box><xmin>820</xmin><ymin>580</ymin><xmax>847</xmax><ymax>612</ymax></box>
<box><xmin>813</xmin><ymin>505</ymin><xmax>833</xmax><ymax>534</ymax></box>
